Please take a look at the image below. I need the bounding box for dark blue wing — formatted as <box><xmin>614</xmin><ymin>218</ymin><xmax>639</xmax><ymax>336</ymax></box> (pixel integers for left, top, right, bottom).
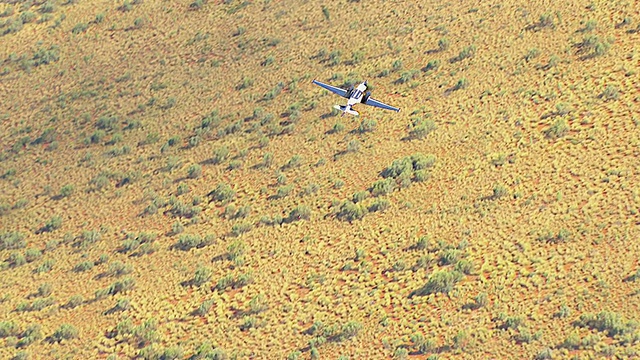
<box><xmin>312</xmin><ymin>79</ymin><xmax>348</xmax><ymax>98</ymax></box>
<box><xmin>364</xmin><ymin>97</ymin><xmax>400</xmax><ymax>112</ymax></box>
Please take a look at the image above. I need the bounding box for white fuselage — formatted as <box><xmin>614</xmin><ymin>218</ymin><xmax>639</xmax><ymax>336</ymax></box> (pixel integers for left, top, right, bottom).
<box><xmin>332</xmin><ymin>81</ymin><xmax>368</xmax><ymax>116</ymax></box>
<box><xmin>347</xmin><ymin>82</ymin><xmax>368</xmax><ymax>107</ymax></box>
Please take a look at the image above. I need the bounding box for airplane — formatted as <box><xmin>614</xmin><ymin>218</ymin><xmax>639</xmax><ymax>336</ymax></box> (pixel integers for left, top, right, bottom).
<box><xmin>312</xmin><ymin>79</ymin><xmax>400</xmax><ymax>116</ymax></box>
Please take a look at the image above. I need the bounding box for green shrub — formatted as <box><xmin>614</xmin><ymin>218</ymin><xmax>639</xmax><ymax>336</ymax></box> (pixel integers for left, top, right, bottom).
<box><xmin>236</xmin><ymin>76</ymin><xmax>253</xmax><ymax>90</ymax></box>
<box><xmin>193</xmin><ymin>266</ymin><xmax>212</xmax><ymax>286</ymax></box>
<box><xmin>283</xmin><ymin>154</ymin><xmax>302</xmax><ymax>170</ymax></box>
<box><xmin>337</xmin><ymin>201</ymin><xmax>367</xmax><ymax>221</ymax></box>
<box><xmin>453</xmin><ymin>78</ymin><xmax>468</xmax><ymax>90</ymax></box>
<box><xmin>538</xmin><ymin>13</ymin><xmax>555</xmax><ymax>28</ymax></box>
<box><xmin>393</xmin><ymin>347</ymin><xmax>408</xmax><ymax>359</ymax></box>
<box><xmin>328</xmin><ymin>50</ymin><xmax>341</xmax><ymax>66</ymax></box>
<box><xmin>414</xmin><ymin>169</ymin><xmax>431</xmax><ymax>182</ymax></box>
<box><xmin>412</xmin><ymin>153</ymin><xmax>437</xmax><ymax>170</ymax></box>
<box><xmin>0</xmin><ymin>232</ymin><xmax>26</xmax><ymax>251</ymax></box>
<box><xmin>31</xmin><ymin>297</ymin><xmax>55</xmax><ymax>311</ymax></box>
<box><xmin>574</xmin><ymin>311</ymin><xmax>636</xmax><ymax>337</ymax></box>
<box><xmin>132</xmin><ymin>17</ymin><xmax>145</xmax><ymax>29</ymax></box>
<box><xmin>51</xmin><ymin>324</ymin><xmax>78</xmax><ymax>342</ymax></box>
<box><xmin>411</xmin><ymin>333</ymin><xmax>435</xmax><ymax>354</ymax></box>
<box><xmin>303</xmin><ymin>183</ymin><xmax>320</xmax><ymax>196</ymax></box>
<box><xmin>71</xmin><ymin>22</ymin><xmax>88</xmax><ymax>34</ymax></box>
<box><xmin>382</xmin><ymin>158</ymin><xmax>412</xmax><ymax>179</ymax></box>
<box><xmin>20</xmin><ymin>11</ymin><xmax>37</xmax><ymax>23</ymax></box>
<box><xmin>24</xmin><ymin>248</ymin><xmax>42</xmax><ymax>262</ymax></box>
<box><xmin>43</xmin><ymin>215</ymin><xmax>62</xmax><ymax>232</ymax></box>
<box><xmin>492</xmin><ymin>185</ymin><xmax>509</xmax><ymax>199</ymax></box>
<box><xmin>106</xmin><ymin>277</ymin><xmax>135</xmax><ymax>296</ymax></box>
<box><xmin>16</xmin><ymin>324</ymin><xmax>42</xmax><ymax>347</ymax></box>
<box><xmin>474</xmin><ymin>292</ymin><xmax>488</xmax><ymax>308</ymax></box>
<box><xmin>120</xmin><ymin>232</ymin><xmax>157</xmax><ymax>254</ymax></box>
<box><xmin>227</xmin><ymin>159</ymin><xmax>242</xmax><ymax>170</ymax></box>
<box><xmin>196</xmin><ymin>299</ymin><xmax>215</xmax><ymax>316</ymax></box>
<box><xmin>190</xmin><ymin>0</ymin><xmax>204</xmax><ymax>10</ymax></box>
<box><xmin>0</xmin><ymin>321</ymin><xmax>18</xmax><ymax>338</ymax></box>
<box><xmin>601</xmin><ymin>85</ymin><xmax>619</xmax><ymax>101</ymax></box>
<box><xmin>524</xmin><ymin>48</ymin><xmax>540</xmax><ymax>62</ymax></box>
<box><xmin>175</xmin><ymin>234</ymin><xmax>213</xmax><ymax>251</ymax></box>
<box><xmin>452</xmin><ymin>330</ymin><xmax>469</xmax><ymax>350</ymax></box>
<box><xmin>275</xmin><ymin>185</ymin><xmax>293</xmax><ymax>199</ymax></box>
<box><xmin>91</xmin><ymin>174</ymin><xmax>110</xmax><ymax>190</ymax></box>
<box><xmin>397</xmin><ymin>69</ymin><xmax>419</xmax><ymax>84</ymax></box>
<box><xmin>187</xmin><ymin>164</ymin><xmax>202</xmax><ymax>179</ymax></box>
<box><xmin>73</xmin><ymin>261</ymin><xmax>94</xmax><ymax>272</ymax></box>
<box><xmin>1</xmin><ymin>6</ymin><xmax>15</xmax><ymax>18</ymax></box>
<box><xmin>258</xmin><ymin>136</ymin><xmax>269</xmax><ymax>148</ymax></box>
<box><xmin>59</xmin><ymin>184</ymin><xmax>75</xmax><ymax>198</ymax></box>
<box><xmin>561</xmin><ymin>331</ymin><xmax>581</xmax><ymax>349</ymax></box>
<box><xmin>193</xmin><ymin>342</ymin><xmax>227</xmax><ymax>359</ymax></box>
<box><xmin>226</xmin><ymin>241</ymin><xmax>245</xmax><ymax>261</ymax></box>
<box><xmin>409</xmin><ymin>119</ymin><xmax>436</xmax><ymax>139</ymax></box>
<box><xmin>37</xmin><ymin>283</ymin><xmax>52</xmax><ymax>297</ymax></box>
<box><xmin>555</xmin><ymin>304</ymin><xmax>571</xmax><ymax>318</ymax></box>
<box><xmin>78</xmin><ymin>230</ymin><xmax>101</xmax><ymax>247</ymax></box>
<box><xmin>392</xmin><ymin>59</ymin><xmax>403</xmax><ymax>71</ymax></box>
<box><xmin>262</xmin><ymin>152</ymin><xmax>274</xmax><ymax>167</ymax></box>
<box><xmin>261</xmin><ymin>55</ymin><xmax>275</xmax><ymax>66</ymax></box>
<box><xmin>215</xmin><ymin>274</ymin><xmax>235</xmax><ymax>292</ymax></box>
<box><xmin>423</xmin><ymin>59</ymin><xmax>440</xmax><ymax>72</ymax></box>
<box><xmin>107</xmin><ymin>261</ymin><xmax>133</xmax><ymax>277</ymax></box>
<box><xmin>356</xmin><ymin>119</ymin><xmax>377</xmax><ymax>133</ymax></box>
<box><xmin>331</xmin><ymin>122</ymin><xmax>345</xmax><ymax>133</ymax></box>
<box><xmin>288</xmin><ymin>205</ymin><xmax>312</xmax><ymax>221</ymax></box>
<box><xmin>410</xmin><ymin>270</ymin><xmax>464</xmax><ymax>296</ymax></box>
<box><xmin>455</xmin><ymin>259</ymin><xmax>474</xmax><ymax>274</ymax></box>
<box><xmin>171</xmin><ymin>221</ymin><xmax>184</xmax><ymax>235</ymax></box>
<box><xmin>438</xmin><ymin>37</ymin><xmax>450</xmax><ymax>51</ymax></box>
<box><xmin>346</xmin><ymin>139</ymin><xmax>360</xmax><ymax>153</ymax></box>
<box><xmin>35</xmin><ymin>259</ymin><xmax>55</xmax><ymax>273</ymax></box>
<box><xmin>161</xmin><ymin>346</ymin><xmax>184</xmax><ymax>360</ymax></box>
<box><xmin>438</xmin><ymin>249</ymin><xmax>460</xmax><ymax>266</ymax></box>
<box><xmin>208</xmin><ymin>183</ymin><xmax>235</xmax><ymax>202</ymax></box>
<box><xmin>231</xmin><ymin>222</ymin><xmax>252</xmax><ymax>236</ymax></box>
<box><xmin>452</xmin><ymin>45</ymin><xmax>476</xmax><ymax>62</ymax></box>
<box><xmin>176</xmin><ymin>183</ymin><xmax>189</xmax><ymax>196</ymax></box>
<box><xmin>212</xmin><ymin>146</ymin><xmax>229</xmax><ymax>164</ymax></box>
<box><xmin>12</xmin><ymin>350</ymin><xmax>29</xmax><ymax>360</ymax></box>
<box><xmin>338</xmin><ymin>321</ymin><xmax>363</xmax><ymax>340</ymax></box>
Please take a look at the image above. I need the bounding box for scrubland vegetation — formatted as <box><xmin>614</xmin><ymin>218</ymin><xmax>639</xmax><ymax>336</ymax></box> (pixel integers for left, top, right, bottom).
<box><xmin>0</xmin><ymin>0</ymin><xmax>639</xmax><ymax>358</ymax></box>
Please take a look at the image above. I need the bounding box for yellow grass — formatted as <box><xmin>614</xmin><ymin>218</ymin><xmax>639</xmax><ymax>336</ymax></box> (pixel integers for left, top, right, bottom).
<box><xmin>1</xmin><ymin>0</ymin><xmax>639</xmax><ymax>359</ymax></box>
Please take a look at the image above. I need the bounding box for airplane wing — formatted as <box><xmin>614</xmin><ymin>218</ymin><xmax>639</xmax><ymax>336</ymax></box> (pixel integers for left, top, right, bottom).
<box><xmin>363</xmin><ymin>97</ymin><xmax>401</xmax><ymax>112</ymax></box>
<box><xmin>312</xmin><ymin>79</ymin><xmax>349</xmax><ymax>98</ymax></box>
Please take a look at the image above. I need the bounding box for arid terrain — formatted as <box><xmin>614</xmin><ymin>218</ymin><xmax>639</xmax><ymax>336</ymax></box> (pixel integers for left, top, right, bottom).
<box><xmin>1</xmin><ymin>0</ymin><xmax>639</xmax><ymax>359</ymax></box>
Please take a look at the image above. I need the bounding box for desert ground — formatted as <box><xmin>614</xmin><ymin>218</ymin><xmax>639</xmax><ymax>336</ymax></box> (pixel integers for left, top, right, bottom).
<box><xmin>1</xmin><ymin>0</ymin><xmax>639</xmax><ymax>359</ymax></box>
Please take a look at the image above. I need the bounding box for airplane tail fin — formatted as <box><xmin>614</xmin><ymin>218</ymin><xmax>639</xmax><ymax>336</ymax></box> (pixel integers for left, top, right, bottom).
<box><xmin>333</xmin><ymin>104</ymin><xmax>359</xmax><ymax>116</ymax></box>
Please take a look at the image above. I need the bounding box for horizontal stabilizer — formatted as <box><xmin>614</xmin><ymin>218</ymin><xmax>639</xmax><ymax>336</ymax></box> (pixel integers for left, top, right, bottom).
<box><xmin>334</xmin><ymin>104</ymin><xmax>359</xmax><ymax>116</ymax></box>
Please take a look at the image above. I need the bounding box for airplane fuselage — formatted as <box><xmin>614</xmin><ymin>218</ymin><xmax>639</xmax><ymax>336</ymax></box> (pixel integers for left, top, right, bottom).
<box><xmin>337</xmin><ymin>82</ymin><xmax>368</xmax><ymax>116</ymax></box>
<box><xmin>347</xmin><ymin>82</ymin><xmax>368</xmax><ymax>106</ymax></box>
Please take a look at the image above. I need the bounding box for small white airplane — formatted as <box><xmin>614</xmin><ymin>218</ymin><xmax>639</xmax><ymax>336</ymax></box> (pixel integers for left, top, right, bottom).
<box><xmin>312</xmin><ymin>79</ymin><xmax>400</xmax><ymax>116</ymax></box>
